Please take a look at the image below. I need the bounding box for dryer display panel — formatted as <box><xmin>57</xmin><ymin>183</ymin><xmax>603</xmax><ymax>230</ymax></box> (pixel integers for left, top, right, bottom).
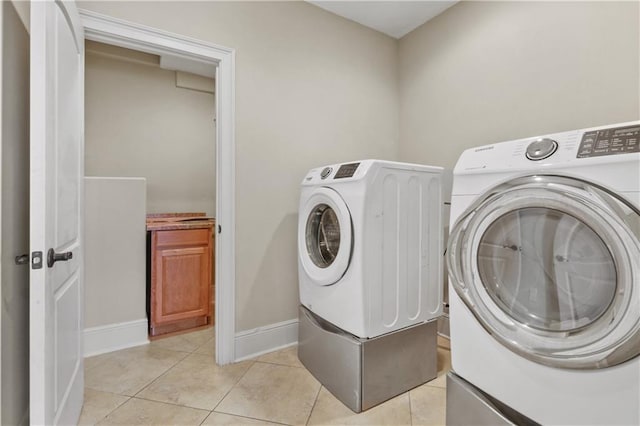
<box><xmin>334</xmin><ymin>163</ymin><xmax>360</xmax><ymax>179</ymax></box>
<box><xmin>577</xmin><ymin>124</ymin><xmax>639</xmax><ymax>158</ymax></box>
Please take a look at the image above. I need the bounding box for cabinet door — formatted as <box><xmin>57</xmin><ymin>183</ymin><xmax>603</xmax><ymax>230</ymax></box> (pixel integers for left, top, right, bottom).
<box><xmin>153</xmin><ymin>230</ymin><xmax>211</xmax><ymax>325</ymax></box>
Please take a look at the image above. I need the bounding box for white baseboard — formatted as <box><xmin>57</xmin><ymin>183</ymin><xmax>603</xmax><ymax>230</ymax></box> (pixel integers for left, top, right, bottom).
<box><xmin>234</xmin><ymin>318</ymin><xmax>298</xmax><ymax>362</ymax></box>
<box><xmin>84</xmin><ymin>319</ymin><xmax>149</xmax><ymax>357</ymax></box>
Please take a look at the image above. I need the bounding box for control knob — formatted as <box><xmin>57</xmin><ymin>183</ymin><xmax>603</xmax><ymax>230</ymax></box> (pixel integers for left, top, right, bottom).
<box><xmin>526</xmin><ymin>138</ymin><xmax>558</xmax><ymax>161</ymax></box>
<box><xmin>320</xmin><ymin>167</ymin><xmax>332</xmax><ymax>179</ymax></box>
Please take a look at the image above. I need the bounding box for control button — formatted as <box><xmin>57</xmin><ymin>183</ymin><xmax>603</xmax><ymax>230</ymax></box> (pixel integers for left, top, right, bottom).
<box><xmin>526</xmin><ymin>138</ymin><xmax>558</xmax><ymax>161</ymax></box>
<box><xmin>320</xmin><ymin>167</ymin><xmax>332</xmax><ymax>179</ymax></box>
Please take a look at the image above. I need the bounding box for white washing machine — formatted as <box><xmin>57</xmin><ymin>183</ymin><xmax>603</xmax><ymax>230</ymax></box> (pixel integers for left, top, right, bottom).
<box><xmin>298</xmin><ymin>159</ymin><xmax>444</xmax><ymax>412</ymax></box>
<box><xmin>446</xmin><ymin>122</ymin><xmax>640</xmax><ymax>425</ymax></box>
<box><xmin>298</xmin><ymin>159</ymin><xmax>444</xmax><ymax>338</ymax></box>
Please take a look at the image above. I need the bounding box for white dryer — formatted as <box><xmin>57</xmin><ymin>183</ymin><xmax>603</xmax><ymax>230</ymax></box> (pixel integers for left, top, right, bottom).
<box><xmin>298</xmin><ymin>160</ymin><xmax>444</xmax><ymax>338</ymax></box>
<box><xmin>446</xmin><ymin>122</ymin><xmax>640</xmax><ymax>425</ymax></box>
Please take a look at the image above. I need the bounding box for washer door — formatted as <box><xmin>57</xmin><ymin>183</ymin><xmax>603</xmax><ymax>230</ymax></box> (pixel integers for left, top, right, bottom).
<box><xmin>448</xmin><ymin>175</ymin><xmax>640</xmax><ymax>369</ymax></box>
<box><xmin>299</xmin><ymin>187</ymin><xmax>353</xmax><ymax>286</ymax></box>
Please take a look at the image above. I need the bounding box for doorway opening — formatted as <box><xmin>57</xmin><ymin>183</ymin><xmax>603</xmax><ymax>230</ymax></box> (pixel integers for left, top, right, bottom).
<box><xmin>84</xmin><ymin>39</ymin><xmax>217</xmax><ymax>335</ymax></box>
<box><xmin>81</xmin><ymin>9</ymin><xmax>236</xmax><ymax>365</ymax></box>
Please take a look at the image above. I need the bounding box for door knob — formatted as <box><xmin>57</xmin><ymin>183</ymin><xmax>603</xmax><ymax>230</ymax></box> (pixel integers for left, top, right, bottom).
<box><xmin>47</xmin><ymin>248</ymin><xmax>73</xmax><ymax>268</ymax></box>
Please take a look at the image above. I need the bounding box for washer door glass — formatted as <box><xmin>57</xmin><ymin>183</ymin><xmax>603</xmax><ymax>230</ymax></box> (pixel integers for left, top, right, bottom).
<box><xmin>306</xmin><ymin>204</ymin><xmax>341</xmax><ymax>268</ymax></box>
<box><xmin>298</xmin><ymin>187</ymin><xmax>353</xmax><ymax>286</ymax></box>
<box><xmin>478</xmin><ymin>207</ymin><xmax>617</xmax><ymax>332</ymax></box>
<box><xmin>447</xmin><ymin>175</ymin><xmax>640</xmax><ymax>369</ymax></box>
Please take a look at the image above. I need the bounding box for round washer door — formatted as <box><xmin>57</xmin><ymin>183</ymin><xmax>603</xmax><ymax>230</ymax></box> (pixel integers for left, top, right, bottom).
<box><xmin>448</xmin><ymin>175</ymin><xmax>640</xmax><ymax>369</ymax></box>
<box><xmin>298</xmin><ymin>187</ymin><xmax>352</xmax><ymax>286</ymax></box>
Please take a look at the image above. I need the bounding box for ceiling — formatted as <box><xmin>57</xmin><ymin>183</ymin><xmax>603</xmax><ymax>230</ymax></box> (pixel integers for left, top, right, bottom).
<box><xmin>308</xmin><ymin>1</ymin><xmax>458</xmax><ymax>39</ymax></box>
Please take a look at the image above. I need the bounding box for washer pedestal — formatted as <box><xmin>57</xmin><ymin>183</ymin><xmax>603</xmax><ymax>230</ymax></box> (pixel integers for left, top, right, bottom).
<box><xmin>297</xmin><ymin>305</ymin><xmax>437</xmax><ymax>413</ymax></box>
<box><xmin>446</xmin><ymin>372</ymin><xmax>539</xmax><ymax>426</ymax></box>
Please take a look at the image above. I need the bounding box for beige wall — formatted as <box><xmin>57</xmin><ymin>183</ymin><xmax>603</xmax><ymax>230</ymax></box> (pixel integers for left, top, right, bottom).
<box><xmin>399</xmin><ymin>1</ymin><xmax>640</xmax><ymax>171</ymax></box>
<box><xmin>80</xmin><ymin>1</ymin><xmax>640</xmax><ymax>334</ymax></box>
<box><xmin>0</xmin><ymin>1</ymin><xmax>30</xmax><ymax>424</ymax></box>
<box><xmin>1</xmin><ymin>1</ymin><xmax>635</xmax><ymax>364</ymax></box>
<box><xmin>84</xmin><ymin>178</ymin><xmax>147</xmax><ymax>330</ymax></box>
<box><xmin>79</xmin><ymin>1</ymin><xmax>400</xmax><ymax>331</ymax></box>
<box><xmin>399</xmin><ymin>1</ymin><xmax>639</xmax><ymax>338</ymax></box>
<box><xmin>85</xmin><ymin>44</ymin><xmax>216</xmax><ymax>216</ymax></box>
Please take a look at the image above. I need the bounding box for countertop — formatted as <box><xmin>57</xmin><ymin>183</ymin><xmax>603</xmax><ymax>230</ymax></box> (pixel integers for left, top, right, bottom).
<box><xmin>146</xmin><ymin>213</ymin><xmax>215</xmax><ymax>231</ymax></box>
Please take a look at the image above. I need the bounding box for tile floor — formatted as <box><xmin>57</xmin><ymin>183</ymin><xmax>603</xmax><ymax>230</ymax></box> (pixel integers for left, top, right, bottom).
<box><xmin>81</xmin><ymin>327</ymin><xmax>451</xmax><ymax>425</ymax></box>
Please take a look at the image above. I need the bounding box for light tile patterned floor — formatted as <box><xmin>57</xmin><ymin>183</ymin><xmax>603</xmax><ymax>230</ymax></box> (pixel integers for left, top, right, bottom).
<box><xmin>80</xmin><ymin>328</ymin><xmax>451</xmax><ymax>425</ymax></box>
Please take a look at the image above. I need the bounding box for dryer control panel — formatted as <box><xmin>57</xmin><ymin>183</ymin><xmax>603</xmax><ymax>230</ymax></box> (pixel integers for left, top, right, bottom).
<box><xmin>577</xmin><ymin>124</ymin><xmax>639</xmax><ymax>158</ymax></box>
<box><xmin>302</xmin><ymin>161</ymin><xmax>367</xmax><ymax>184</ymax></box>
<box><xmin>453</xmin><ymin>121</ymin><xmax>640</xmax><ymax>176</ymax></box>
<box><xmin>334</xmin><ymin>162</ymin><xmax>360</xmax><ymax>179</ymax></box>
<box><xmin>302</xmin><ymin>160</ymin><xmax>442</xmax><ymax>185</ymax></box>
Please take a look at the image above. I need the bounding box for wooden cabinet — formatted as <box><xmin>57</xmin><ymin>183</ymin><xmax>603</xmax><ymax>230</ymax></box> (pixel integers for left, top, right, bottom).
<box><xmin>147</xmin><ymin>216</ymin><xmax>214</xmax><ymax>336</ymax></box>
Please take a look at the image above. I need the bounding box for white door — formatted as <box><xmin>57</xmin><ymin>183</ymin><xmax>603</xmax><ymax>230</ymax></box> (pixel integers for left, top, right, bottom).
<box><xmin>30</xmin><ymin>1</ymin><xmax>85</xmax><ymax>424</ymax></box>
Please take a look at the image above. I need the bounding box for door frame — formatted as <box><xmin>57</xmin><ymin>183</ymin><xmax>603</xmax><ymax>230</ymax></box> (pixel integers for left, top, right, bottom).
<box><xmin>79</xmin><ymin>9</ymin><xmax>236</xmax><ymax>365</ymax></box>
